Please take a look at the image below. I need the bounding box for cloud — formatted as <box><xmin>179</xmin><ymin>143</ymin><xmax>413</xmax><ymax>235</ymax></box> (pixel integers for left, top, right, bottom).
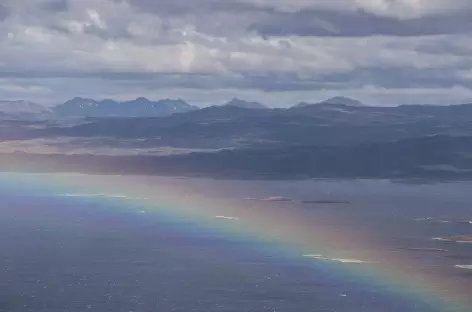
<box><xmin>40</xmin><ymin>0</ymin><xmax>69</xmax><ymax>12</ymax></box>
<box><xmin>249</xmin><ymin>10</ymin><xmax>472</xmax><ymax>37</ymax></box>
<box><xmin>0</xmin><ymin>4</ymin><xmax>10</xmax><ymax>21</ymax></box>
<box><xmin>354</xmin><ymin>0</ymin><xmax>472</xmax><ymax>19</ymax></box>
<box><xmin>0</xmin><ymin>0</ymin><xmax>472</xmax><ymax>106</ymax></box>
<box><xmin>0</xmin><ymin>82</ymin><xmax>51</xmax><ymax>94</ymax></box>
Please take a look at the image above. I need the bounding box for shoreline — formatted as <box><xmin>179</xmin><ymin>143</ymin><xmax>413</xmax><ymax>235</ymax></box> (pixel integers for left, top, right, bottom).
<box><xmin>2</xmin><ymin>164</ymin><xmax>472</xmax><ymax>184</ymax></box>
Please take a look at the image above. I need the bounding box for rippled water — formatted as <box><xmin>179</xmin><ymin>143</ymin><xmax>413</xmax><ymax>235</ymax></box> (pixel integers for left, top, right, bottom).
<box><xmin>1</xmin><ymin>174</ymin><xmax>471</xmax><ymax>312</ymax></box>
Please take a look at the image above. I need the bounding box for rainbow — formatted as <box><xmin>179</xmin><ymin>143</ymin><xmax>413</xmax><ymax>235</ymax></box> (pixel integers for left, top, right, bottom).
<box><xmin>2</xmin><ymin>172</ymin><xmax>471</xmax><ymax>312</ymax></box>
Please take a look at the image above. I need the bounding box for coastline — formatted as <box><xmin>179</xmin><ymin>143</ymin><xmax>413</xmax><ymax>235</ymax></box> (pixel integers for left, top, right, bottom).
<box><xmin>3</xmin><ymin>152</ymin><xmax>472</xmax><ymax>183</ymax></box>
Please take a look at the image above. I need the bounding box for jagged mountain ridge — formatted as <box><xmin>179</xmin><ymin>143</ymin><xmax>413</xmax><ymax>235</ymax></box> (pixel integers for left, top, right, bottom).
<box><xmin>53</xmin><ymin>97</ymin><xmax>198</xmax><ymax>117</ymax></box>
<box><xmin>0</xmin><ymin>96</ymin><xmax>364</xmax><ymax>120</ymax></box>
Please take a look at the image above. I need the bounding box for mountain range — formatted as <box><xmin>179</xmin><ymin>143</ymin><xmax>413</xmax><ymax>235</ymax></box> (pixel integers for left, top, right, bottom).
<box><xmin>33</xmin><ymin>99</ymin><xmax>472</xmax><ymax>148</ymax></box>
<box><xmin>0</xmin><ymin>96</ymin><xmax>361</xmax><ymax>119</ymax></box>
<box><xmin>53</xmin><ymin>97</ymin><xmax>198</xmax><ymax>118</ymax></box>
<box><xmin>3</xmin><ymin>96</ymin><xmax>472</xmax><ymax>179</ymax></box>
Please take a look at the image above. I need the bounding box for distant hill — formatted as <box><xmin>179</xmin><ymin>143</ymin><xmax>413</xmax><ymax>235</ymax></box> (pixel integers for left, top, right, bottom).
<box><xmin>319</xmin><ymin>96</ymin><xmax>365</xmax><ymax>107</ymax></box>
<box><xmin>295</xmin><ymin>97</ymin><xmax>364</xmax><ymax>108</ymax></box>
<box><xmin>0</xmin><ymin>100</ymin><xmax>51</xmax><ymax>119</ymax></box>
<box><xmin>53</xmin><ymin>97</ymin><xmax>197</xmax><ymax>118</ymax></box>
<box><xmin>223</xmin><ymin>98</ymin><xmax>267</xmax><ymax>109</ymax></box>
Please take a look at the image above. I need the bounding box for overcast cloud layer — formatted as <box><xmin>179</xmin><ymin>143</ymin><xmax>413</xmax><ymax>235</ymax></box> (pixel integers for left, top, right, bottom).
<box><xmin>1</xmin><ymin>0</ymin><xmax>472</xmax><ymax>107</ymax></box>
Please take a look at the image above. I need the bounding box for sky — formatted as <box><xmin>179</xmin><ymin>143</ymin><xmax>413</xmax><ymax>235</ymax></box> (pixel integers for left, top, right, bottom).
<box><xmin>1</xmin><ymin>0</ymin><xmax>472</xmax><ymax>107</ymax></box>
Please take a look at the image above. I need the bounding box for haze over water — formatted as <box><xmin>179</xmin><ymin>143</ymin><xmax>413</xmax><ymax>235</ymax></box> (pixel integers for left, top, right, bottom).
<box><xmin>1</xmin><ymin>173</ymin><xmax>472</xmax><ymax>312</ymax></box>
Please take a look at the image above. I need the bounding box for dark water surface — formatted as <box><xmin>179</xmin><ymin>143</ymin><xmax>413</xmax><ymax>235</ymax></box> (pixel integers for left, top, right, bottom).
<box><xmin>1</xmin><ymin>174</ymin><xmax>471</xmax><ymax>312</ymax></box>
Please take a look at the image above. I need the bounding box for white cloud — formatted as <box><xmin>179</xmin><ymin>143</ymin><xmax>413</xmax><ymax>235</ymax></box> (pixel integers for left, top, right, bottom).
<box><xmin>0</xmin><ymin>79</ymin><xmax>52</xmax><ymax>95</ymax></box>
<box><xmin>355</xmin><ymin>0</ymin><xmax>472</xmax><ymax>18</ymax></box>
<box><xmin>0</xmin><ymin>0</ymin><xmax>472</xmax><ymax>106</ymax></box>
<box><xmin>86</xmin><ymin>9</ymin><xmax>107</xmax><ymax>29</ymax></box>
<box><xmin>237</xmin><ymin>0</ymin><xmax>472</xmax><ymax>18</ymax></box>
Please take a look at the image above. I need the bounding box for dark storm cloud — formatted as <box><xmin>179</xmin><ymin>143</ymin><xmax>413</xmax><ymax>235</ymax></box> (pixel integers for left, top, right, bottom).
<box><xmin>326</xmin><ymin>68</ymin><xmax>467</xmax><ymax>90</ymax></box>
<box><xmin>121</xmin><ymin>0</ymin><xmax>472</xmax><ymax>37</ymax></box>
<box><xmin>122</xmin><ymin>0</ymin><xmax>272</xmax><ymax>16</ymax></box>
<box><xmin>0</xmin><ymin>71</ymin><xmax>250</xmax><ymax>92</ymax></box>
<box><xmin>118</xmin><ymin>0</ymin><xmax>275</xmax><ymax>38</ymax></box>
<box><xmin>0</xmin><ymin>4</ymin><xmax>10</xmax><ymax>21</ymax></box>
<box><xmin>40</xmin><ymin>0</ymin><xmax>69</xmax><ymax>12</ymax></box>
<box><xmin>104</xmin><ymin>71</ymin><xmax>339</xmax><ymax>92</ymax></box>
<box><xmin>415</xmin><ymin>39</ymin><xmax>472</xmax><ymax>57</ymax></box>
<box><xmin>2</xmin><ymin>65</ymin><xmax>469</xmax><ymax>94</ymax></box>
<box><xmin>120</xmin><ymin>69</ymin><xmax>472</xmax><ymax>95</ymax></box>
<box><xmin>0</xmin><ymin>71</ymin><xmax>204</xmax><ymax>80</ymax></box>
<box><xmin>240</xmin><ymin>69</ymin><xmax>472</xmax><ymax>93</ymax></box>
<box><xmin>249</xmin><ymin>9</ymin><xmax>472</xmax><ymax>37</ymax></box>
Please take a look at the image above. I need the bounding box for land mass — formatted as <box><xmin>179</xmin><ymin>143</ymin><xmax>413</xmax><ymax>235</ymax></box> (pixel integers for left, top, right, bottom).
<box><xmin>3</xmin><ymin>97</ymin><xmax>472</xmax><ymax>180</ymax></box>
